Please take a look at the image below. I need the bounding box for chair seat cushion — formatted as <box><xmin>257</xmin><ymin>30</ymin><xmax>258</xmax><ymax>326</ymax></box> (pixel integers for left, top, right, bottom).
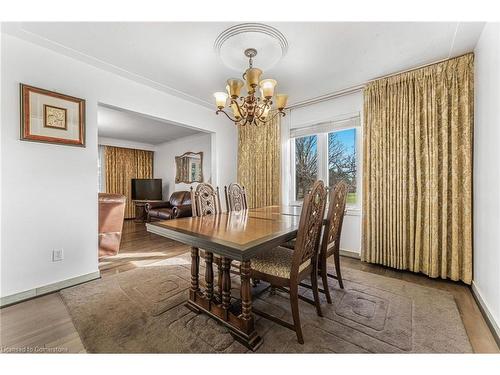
<box><xmin>251</xmin><ymin>246</ymin><xmax>310</xmax><ymax>279</ymax></box>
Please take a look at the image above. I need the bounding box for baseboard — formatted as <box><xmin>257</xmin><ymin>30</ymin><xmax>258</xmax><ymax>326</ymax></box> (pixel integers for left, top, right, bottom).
<box><xmin>0</xmin><ymin>270</ymin><xmax>101</xmax><ymax>308</ymax></box>
<box><xmin>340</xmin><ymin>248</ymin><xmax>361</xmax><ymax>259</ymax></box>
<box><xmin>471</xmin><ymin>281</ymin><xmax>500</xmax><ymax>348</ymax></box>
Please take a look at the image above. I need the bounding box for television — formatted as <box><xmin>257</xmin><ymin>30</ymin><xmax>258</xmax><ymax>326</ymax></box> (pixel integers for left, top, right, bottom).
<box><xmin>131</xmin><ymin>178</ymin><xmax>162</xmax><ymax>200</ymax></box>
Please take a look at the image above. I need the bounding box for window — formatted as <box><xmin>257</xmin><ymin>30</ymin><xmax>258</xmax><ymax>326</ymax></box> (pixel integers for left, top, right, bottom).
<box><xmin>295</xmin><ymin>135</ymin><xmax>318</xmax><ymax>200</ymax></box>
<box><xmin>290</xmin><ymin>116</ymin><xmax>360</xmax><ymax>206</ymax></box>
<box><xmin>328</xmin><ymin>129</ymin><xmax>356</xmax><ymax>204</ymax></box>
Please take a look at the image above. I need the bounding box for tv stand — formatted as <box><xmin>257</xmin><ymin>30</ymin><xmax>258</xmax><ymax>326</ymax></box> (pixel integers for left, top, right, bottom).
<box><xmin>133</xmin><ymin>200</ymin><xmax>163</xmax><ymax>223</ymax></box>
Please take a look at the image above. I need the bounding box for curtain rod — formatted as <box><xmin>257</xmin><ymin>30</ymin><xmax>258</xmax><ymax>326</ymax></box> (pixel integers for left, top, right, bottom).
<box><xmin>289</xmin><ymin>51</ymin><xmax>472</xmax><ymax>110</ymax></box>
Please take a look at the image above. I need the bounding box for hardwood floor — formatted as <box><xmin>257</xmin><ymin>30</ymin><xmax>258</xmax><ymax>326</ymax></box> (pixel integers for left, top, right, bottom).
<box><xmin>98</xmin><ymin>220</ymin><xmax>189</xmax><ymax>278</ymax></box>
<box><xmin>1</xmin><ymin>220</ymin><xmax>498</xmax><ymax>353</ymax></box>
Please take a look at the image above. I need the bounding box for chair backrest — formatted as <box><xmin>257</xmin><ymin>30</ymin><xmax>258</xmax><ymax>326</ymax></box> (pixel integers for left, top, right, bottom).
<box><xmin>191</xmin><ymin>183</ymin><xmax>222</xmax><ymax>217</ymax></box>
<box><xmin>224</xmin><ymin>183</ymin><xmax>248</xmax><ymax>212</ymax></box>
<box><xmin>321</xmin><ymin>181</ymin><xmax>348</xmax><ymax>257</ymax></box>
<box><xmin>292</xmin><ymin>180</ymin><xmax>328</xmax><ymax>271</ymax></box>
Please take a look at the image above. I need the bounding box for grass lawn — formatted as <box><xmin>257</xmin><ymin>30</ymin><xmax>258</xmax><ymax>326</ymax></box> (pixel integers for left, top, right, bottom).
<box><xmin>347</xmin><ymin>192</ymin><xmax>357</xmax><ymax>204</ymax></box>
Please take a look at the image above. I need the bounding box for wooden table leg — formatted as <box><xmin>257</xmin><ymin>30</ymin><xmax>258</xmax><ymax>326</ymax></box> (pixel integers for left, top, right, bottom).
<box><xmin>205</xmin><ymin>251</ymin><xmax>214</xmax><ymax>300</ymax></box>
<box><xmin>240</xmin><ymin>260</ymin><xmax>252</xmax><ymax>321</ymax></box>
<box><xmin>221</xmin><ymin>257</ymin><xmax>231</xmax><ymax>319</ymax></box>
<box><xmin>217</xmin><ymin>257</ymin><xmax>223</xmax><ymax>301</ymax></box>
<box><xmin>190</xmin><ymin>247</ymin><xmax>199</xmax><ymax>294</ymax></box>
<box><xmin>238</xmin><ymin>259</ymin><xmax>261</xmax><ymax>350</ymax></box>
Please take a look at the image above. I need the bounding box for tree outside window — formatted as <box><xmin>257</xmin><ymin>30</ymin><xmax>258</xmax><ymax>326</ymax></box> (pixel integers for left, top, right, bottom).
<box><xmin>294</xmin><ymin>128</ymin><xmax>357</xmax><ymax>205</ymax></box>
<box><xmin>295</xmin><ymin>135</ymin><xmax>317</xmax><ymax>200</ymax></box>
<box><xmin>328</xmin><ymin>129</ymin><xmax>356</xmax><ymax>204</ymax></box>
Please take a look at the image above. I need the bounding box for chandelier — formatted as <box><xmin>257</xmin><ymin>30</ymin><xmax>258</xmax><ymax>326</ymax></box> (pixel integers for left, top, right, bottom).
<box><xmin>213</xmin><ymin>48</ymin><xmax>288</xmax><ymax>126</ymax></box>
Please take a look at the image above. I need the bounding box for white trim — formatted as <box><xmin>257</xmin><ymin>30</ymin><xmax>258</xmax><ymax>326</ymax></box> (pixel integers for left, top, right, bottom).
<box><xmin>289</xmin><ymin>134</ymin><xmax>298</xmax><ymax>204</ymax></box>
<box><xmin>317</xmin><ymin>133</ymin><xmax>328</xmax><ymax>187</ymax></box>
<box><xmin>340</xmin><ymin>248</ymin><xmax>361</xmax><ymax>259</ymax></box>
<box><xmin>280</xmin><ymin>110</ymin><xmax>292</xmax><ymax>205</ymax></box>
<box><xmin>471</xmin><ymin>281</ymin><xmax>500</xmax><ymax>347</ymax></box>
<box><xmin>98</xmin><ymin>137</ymin><xmax>156</xmax><ymax>151</ymax></box>
<box><xmin>345</xmin><ymin>208</ymin><xmax>361</xmax><ymax>216</ymax></box>
<box><xmin>0</xmin><ymin>271</ymin><xmax>101</xmax><ymax>307</ymax></box>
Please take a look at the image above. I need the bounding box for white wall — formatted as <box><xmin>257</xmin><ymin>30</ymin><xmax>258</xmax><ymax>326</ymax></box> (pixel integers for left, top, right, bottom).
<box><xmin>473</xmin><ymin>23</ymin><xmax>500</xmax><ymax>332</ymax></box>
<box><xmin>0</xmin><ymin>33</ymin><xmax>237</xmax><ymax>299</ymax></box>
<box><xmin>98</xmin><ymin>136</ymin><xmax>156</xmax><ymax>151</ymax></box>
<box><xmin>154</xmin><ymin>132</ymin><xmax>212</xmax><ymax>199</ymax></box>
<box><xmin>284</xmin><ymin>91</ymin><xmax>363</xmax><ymax>254</ymax></box>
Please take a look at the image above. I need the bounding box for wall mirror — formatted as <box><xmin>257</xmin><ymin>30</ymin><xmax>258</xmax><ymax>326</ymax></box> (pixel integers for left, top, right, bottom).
<box><xmin>175</xmin><ymin>152</ymin><xmax>203</xmax><ymax>183</ymax></box>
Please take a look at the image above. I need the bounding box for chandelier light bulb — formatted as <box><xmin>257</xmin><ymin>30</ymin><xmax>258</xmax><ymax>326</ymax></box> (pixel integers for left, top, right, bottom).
<box><xmin>245</xmin><ymin>68</ymin><xmax>263</xmax><ymax>89</ymax></box>
<box><xmin>259</xmin><ymin>79</ymin><xmax>277</xmax><ymax>99</ymax></box>
<box><xmin>227</xmin><ymin>78</ymin><xmax>244</xmax><ymax>98</ymax></box>
<box><xmin>213</xmin><ymin>92</ymin><xmax>228</xmax><ymax>109</ymax></box>
<box><xmin>276</xmin><ymin>94</ymin><xmax>289</xmax><ymax>111</ymax></box>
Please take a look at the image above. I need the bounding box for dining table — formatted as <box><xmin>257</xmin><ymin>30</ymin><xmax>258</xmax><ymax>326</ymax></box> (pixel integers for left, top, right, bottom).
<box><xmin>146</xmin><ymin>205</ymin><xmax>302</xmax><ymax>351</ymax></box>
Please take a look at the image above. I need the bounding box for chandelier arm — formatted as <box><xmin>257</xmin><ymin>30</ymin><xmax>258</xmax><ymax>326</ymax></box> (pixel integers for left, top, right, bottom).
<box><xmin>232</xmin><ymin>99</ymin><xmax>246</xmax><ymax>119</ymax></box>
<box><xmin>216</xmin><ymin>109</ymin><xmax>239</xmax><ymax>123</ymax></box>
<box><xmin>266</xmin><ymin>110</ymin><xmax>286</xmax><ymax>123</ymax></box>
<box><xmin>255</xmin><ymin>100</ymin><xmax>271</xmax><ymax>119</ymax></box>
<box><xmin>254</xmin><ymin>102</ymin><xmax>264</xmax><ymax>119</ymax></box>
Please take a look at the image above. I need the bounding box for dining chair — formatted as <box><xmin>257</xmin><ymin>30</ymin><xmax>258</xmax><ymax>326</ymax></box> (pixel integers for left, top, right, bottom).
<box><xmin>250</xmin><ymin>180</ymin><xmax>328</xmax><ymax>344</ymax></box>
<box><xmin>191</xmin><ymin>183</ymin><xmax>222</xmax><ymax>217</ymax></box>
<box><xmin>283</xmin><ymin>181</ymin><xmax>349</xmax><ymax>302</ymax></box>
<box><xmin>224</xmin><ymin>183</ymin><xmax>248</xmax><ymax>212</ymax></box>
<box><xmin>190</xmin><ymin>183</ymin><xmax>224</xmax><ymax>301</ymax></box>
<box><xmin>317</xmin><ymin>181</ymin><xmax>348</xmax><ymax>302</ymax></box>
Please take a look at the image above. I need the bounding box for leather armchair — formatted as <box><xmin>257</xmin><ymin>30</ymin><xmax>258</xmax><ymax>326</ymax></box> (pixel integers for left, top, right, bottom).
<box><xmin>146</xmin><ymin>191</ymin><xmax>192</xmax><ymax>221</ymax></box>
<box><xmin>98</xmin><ymin>193</ymin><xmax>126</xmax><ymax>258</ymax></box>
<box><xmin>173</xmin><ymin>204</ymin><xmax>192</xmax><ymax>218</ymax></box>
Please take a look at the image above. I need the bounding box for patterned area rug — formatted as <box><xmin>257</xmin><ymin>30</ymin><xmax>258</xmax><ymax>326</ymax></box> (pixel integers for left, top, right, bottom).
<box><xmin>60</xmin><ymin>253</ymin><xmax>472</xmax><ymax>353</ymax></box>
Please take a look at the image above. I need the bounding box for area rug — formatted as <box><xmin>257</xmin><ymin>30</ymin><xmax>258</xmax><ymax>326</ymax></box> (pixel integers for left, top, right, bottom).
<box><xmin>60</xmin><ymin>253</ymin><xmax>472</xmax><ymax>353</ymax></box>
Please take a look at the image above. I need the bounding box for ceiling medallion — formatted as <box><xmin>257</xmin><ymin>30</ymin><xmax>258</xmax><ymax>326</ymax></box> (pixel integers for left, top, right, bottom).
<box><xmin>213</xmin><ymin>47</ymin><xmax>288</xmax><ymax>127</ymax></box>
<box><xmin>214</xmin><ymin>23</ymin><xmax>288</xmax><ymax>71</ymax></box>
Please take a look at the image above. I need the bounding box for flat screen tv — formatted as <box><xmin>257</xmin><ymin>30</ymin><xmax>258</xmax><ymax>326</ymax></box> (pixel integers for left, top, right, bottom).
<box><xmin>131</xmin><ymin>178</ymin><xmax>162</xmax><ymax>200</ymax></box>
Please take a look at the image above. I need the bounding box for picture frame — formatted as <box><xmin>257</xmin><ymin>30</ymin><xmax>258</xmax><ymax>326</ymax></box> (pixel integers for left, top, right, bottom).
<box><xmin>20</xmin><ymin>83</ymin><xmax>86</xmax><ymax>147</ymax></box>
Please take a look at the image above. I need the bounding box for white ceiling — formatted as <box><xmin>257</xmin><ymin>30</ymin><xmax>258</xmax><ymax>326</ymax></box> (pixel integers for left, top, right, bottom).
<box><xmin>4</xmin><ymin>22</ymin><xmax>485</xmax><ymax>108</ymax></box>
<box><xmin>98</xmin><ymin>105</ymin><xmax>202</xmax><ymax>145</ymax></box>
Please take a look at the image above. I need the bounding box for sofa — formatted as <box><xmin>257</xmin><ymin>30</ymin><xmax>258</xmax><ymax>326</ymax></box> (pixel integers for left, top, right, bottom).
<box><xmin>98</xmin><ymin>193</ymin><xmax>126</xmax><ymax>258</ymax></box>
<box><xmin>145</xmin><ymin>191</ymin><xmax>192</xmax><ymax>221</ymax></box>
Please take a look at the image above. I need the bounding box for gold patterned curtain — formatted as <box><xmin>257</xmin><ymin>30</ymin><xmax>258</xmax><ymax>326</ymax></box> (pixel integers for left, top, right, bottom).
<box><xmin>104</xmin><ymin>146</ymin><xmax>154</xmax><ymax>219</ymax></box>
<box><xmin>362</xmin><ymin>53</ymin><xmax>473</xmax><ymax>284</ymax></box>
<box><xmin>237</xmin><ymin>113</ymin><xmax>281</xmax><ymax>208</ymax></box>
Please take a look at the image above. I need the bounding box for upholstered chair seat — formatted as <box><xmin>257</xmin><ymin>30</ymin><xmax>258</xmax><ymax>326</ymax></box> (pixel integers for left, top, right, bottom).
<box><xmin>251</xmin><ymin>246</ymin><xmax>310</xmax><ymax>279</ymax></box>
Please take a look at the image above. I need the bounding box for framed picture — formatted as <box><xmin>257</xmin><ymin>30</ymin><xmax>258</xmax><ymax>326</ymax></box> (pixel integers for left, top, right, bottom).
<box><xmin>20</xmin><ymin>84</ymin><xmax>86</xmax><ymax>147</ymax></box>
